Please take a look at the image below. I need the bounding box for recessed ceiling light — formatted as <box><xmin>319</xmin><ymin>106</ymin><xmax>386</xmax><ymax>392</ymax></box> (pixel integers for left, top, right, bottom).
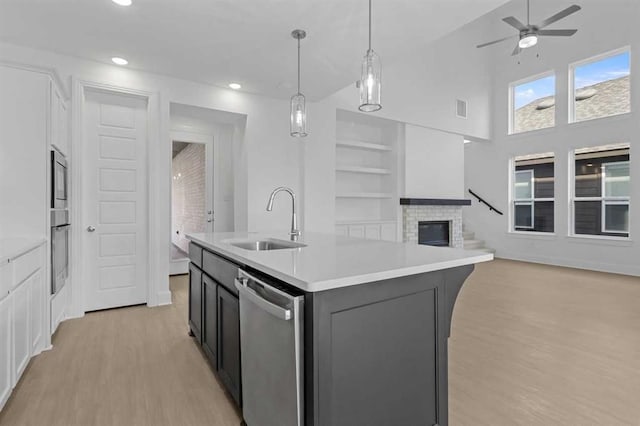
<box><xmin>111</xmin><ymin>57</ymin><xmax>128</xmax><ymax>66</ymax></box>
<box><xmin>112</xmin><ymin>0</ymin><xmax>132</xmax><ymax>6</ymax></box>
<box><xmin>228</xmin><ymin>83</ymin><xmax>242</xmax><ymax>90</ymax></box>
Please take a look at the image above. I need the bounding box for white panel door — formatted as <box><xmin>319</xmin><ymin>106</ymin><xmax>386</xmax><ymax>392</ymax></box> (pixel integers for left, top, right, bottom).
<box><xmin>83</xmin><ymin>90</ymin><xmax>148</xmax><ymax>311</ymax></box>
<box><xmin>0</xmin><ymin>295</ymin><xmax>11</xmax><ymax>410</ymax></box>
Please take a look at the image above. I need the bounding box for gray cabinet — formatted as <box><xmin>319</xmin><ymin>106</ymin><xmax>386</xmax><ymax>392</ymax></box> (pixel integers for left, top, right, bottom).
<box><xmin>217</xmin><ymin>285</ymin><xmax>241</xmax><ymax>407</ymax></box>
<box><xmin>188</xmin><ymin>263</ymin><xmax>202</xmax><ymax>344</ymax></box>
<box><xmin>188</xmin><ymin>243</ymin><xmax>241</xmax><ymax>409</ymax></box>
<box><xmin>202</xmin><ymin>274</ymin><xmax>217</xmax><ymax>368</ymax></box>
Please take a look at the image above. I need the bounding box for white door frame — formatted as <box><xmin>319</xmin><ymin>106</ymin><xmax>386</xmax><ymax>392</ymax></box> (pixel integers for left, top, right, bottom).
<box><xmin>170</xmin><ymin>129</ymin><xmax>215</xmax><ymax>235</ymax></box>
<box><xmin>69</xmin><ymin>78</ymin><xmax>165</xmax><ymax>318</ymax></box>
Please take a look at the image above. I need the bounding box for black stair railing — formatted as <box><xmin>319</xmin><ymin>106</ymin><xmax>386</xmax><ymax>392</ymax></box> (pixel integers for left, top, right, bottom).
<box><xmin>468</xmin><ymin>189</ymin><xmax>503</xmax><ymax>215</ymax></box>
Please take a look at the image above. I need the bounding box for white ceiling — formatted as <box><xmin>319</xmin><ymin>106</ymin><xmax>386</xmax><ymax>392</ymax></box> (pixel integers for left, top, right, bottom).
<box><xmin>0</xmin><ymin>0</ymin><xmax>509</xmax><ymax>100</ymax></box>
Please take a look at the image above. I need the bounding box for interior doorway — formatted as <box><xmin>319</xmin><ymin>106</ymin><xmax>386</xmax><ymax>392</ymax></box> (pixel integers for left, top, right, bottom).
<box><xmin>169</xmin><ymin>103</ymin><xmax>244</xmax><ymax>275</ymax></box>
<box><xmin>170</xmin><ymin>140</ymin><xmax>209</xmax><ymax>275</ymax></box>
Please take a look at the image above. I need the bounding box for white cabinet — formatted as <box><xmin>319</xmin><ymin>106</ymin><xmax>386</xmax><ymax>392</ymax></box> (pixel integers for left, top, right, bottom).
<box><xmin>348</xmin><ymin>224</ymin><xmax>365</xmax><ymax>239</ymax></box>
<box><xmin>11</xmin><ymin>278</ymin><xmax>30</xmax><ymax>387</ymax></box>
<box><xmin>0</xmin><ymin>295</ymin><xmax>11</xmax><ymax>411</ymax></box>
<box><xmin>0</xmin><ymin>240</ymin><xmax>46</xmax><ymax>411</ymax></box>
<box><xmin>50</xmin><ymin>81</ymin><xmax>69</xmax><ymax>156</ymax></box>
<box><xmin>336</xmin><ymin>221</ymin><xmax>398</xmax><ymax>242</ymax></box>
<box><xmin>365</xmin><ymin>225</ymin><xmax>381</xmax><ymax>240</ymax></box>
<box><xmin>29</xmin><ymin>270</ymin><xmax>43</xmax><ymax>353</ymax></box>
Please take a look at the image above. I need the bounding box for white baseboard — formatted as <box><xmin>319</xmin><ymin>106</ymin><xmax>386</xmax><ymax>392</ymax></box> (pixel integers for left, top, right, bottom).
<box><xmin>170</xmin><ymin>258</ymin><xmax>189</xmax><ymax>276</ymax></box>
<box><xmin>154</xmin><ymin>290</ymin><xmax>173</xmax><ymax>306</ymax></box>
<box><xmin>494</xmin><ymin>252</ymin><xmax>640</xmax><ymax>277</ymax></box>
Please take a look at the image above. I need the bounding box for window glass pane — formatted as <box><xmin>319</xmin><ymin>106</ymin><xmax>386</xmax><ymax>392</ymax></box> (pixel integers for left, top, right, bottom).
<box><xmin>514</xmin><ymin>170</ymin><xmax>532</xmax><ymax>200</ymax></box>
<box><xmin>604</xmin><ymin>162</ymin><xmax>630</xmax><ymax>197</ymax></box>
<box><xmin>515</xmin><ymin>203</ymin><xmax>533</xmax><ymax>228</ymax></box>
<box><xmin>533</xmin><ymin>201</ymin><xmax>554</xmax><ymax>233</ymax></box>
<box><xmin>512</xmin><ymin>75</ymin><xmax>555</xmax><ymax>134</ymax></box>
<box><xmin>604</xmin><ymin>203</ymin><xmax>629</xmax><ymax>232</ymax></box>
<box><xmin>574</xmin><ymin>200</ymin><xmax>602</xmax><ymax>235</ymax></box>
<box><xmin>574</xmin><ymin>160</ymin><xmax>602</xmax><ymax>198</ymax></box>
<box><xmin>573</xmin><ymin>51</ymin><xmax>630</xmax><ymax>122</ymax></box>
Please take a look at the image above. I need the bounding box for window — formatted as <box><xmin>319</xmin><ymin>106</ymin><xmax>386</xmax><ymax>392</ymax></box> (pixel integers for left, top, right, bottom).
<box><xmin>510</xmin><ymin>73</ymin><xmax>555</xmax><ymax>134</ymax></box>
<box><xmin>512</xmin><ymin>154</ymin><xmax>555</xmax><ymax>233</ymax></box>
<box><xmin>570</xmin><ymin>49</ymin><xmax>630</xmax><ymax>123</ymax></box>
<box><xmin>572</xmin><ymin>144</ymin><xmax>630</xmax><ymax>237</ymax></box>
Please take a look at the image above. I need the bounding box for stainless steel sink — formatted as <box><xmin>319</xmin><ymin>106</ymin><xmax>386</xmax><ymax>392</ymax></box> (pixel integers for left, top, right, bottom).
<box><xmin>229</xmin><ymin>239</ymin><xmax>307</xmax><ymax>251</ymax></box>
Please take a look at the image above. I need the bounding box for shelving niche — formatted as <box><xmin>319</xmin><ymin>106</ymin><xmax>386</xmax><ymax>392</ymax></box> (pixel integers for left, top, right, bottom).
<box><xmin>334</xmin><ymin>109</ymin><xmax>403</xmax><ymax>241</ymax></box>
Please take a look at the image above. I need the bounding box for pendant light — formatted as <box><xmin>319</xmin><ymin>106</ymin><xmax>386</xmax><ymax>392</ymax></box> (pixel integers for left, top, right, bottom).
<box><xmin>358</xmin><ymin>0</ymin><xmax>382</xmax><ymax>112</ymax></box>
<box><xmin>290</xmin><ymin>29</ymin><xmax>308</xmax><ymax>137</ymax></box>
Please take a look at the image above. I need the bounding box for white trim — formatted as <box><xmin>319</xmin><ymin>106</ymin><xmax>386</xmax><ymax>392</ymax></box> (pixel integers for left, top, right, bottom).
<box><xmin>566</xmin><ymin>234</ymin><xmax>633</xmax><ymax>244</ymax></box>
<box><xmin>568</xmin><ymin>46</ymin><xmax>631</xmax><ymax>124</ymax></box>
<box><xmin>69</xmin><ymin>79</ymin><xmax>165</xmax><ymax>319</ymax></box>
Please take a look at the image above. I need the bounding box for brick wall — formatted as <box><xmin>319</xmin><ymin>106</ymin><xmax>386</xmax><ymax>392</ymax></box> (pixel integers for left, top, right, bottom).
<box><xmin>402</xmin><ymin>205</ymin><xmax>463</xmax><ymax>248</ymax></box>
<box><xmin>172</xmin><ymin>143</ymin><xmax>205</xmax><ymax>252</ymax></box>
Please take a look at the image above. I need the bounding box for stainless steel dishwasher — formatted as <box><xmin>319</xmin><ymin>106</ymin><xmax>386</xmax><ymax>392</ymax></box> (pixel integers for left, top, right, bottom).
<box><xmin>235</xmin><ymin>269</ymin><xmax>304</xmax><ymax>426</ymax></box>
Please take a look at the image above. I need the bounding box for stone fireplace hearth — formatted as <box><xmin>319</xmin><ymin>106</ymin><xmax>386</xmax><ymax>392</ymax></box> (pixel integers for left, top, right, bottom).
<box><xmin>400</xmin><ymin>198</ymin><xmax>471</xmax><ymax>248</ymax></box>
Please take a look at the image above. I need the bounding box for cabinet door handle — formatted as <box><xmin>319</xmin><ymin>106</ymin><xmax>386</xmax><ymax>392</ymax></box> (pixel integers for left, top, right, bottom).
<box><xmin>87</xmin><ymin>226</ymin><xmax>96</xmax><ymax>232</ymax></box>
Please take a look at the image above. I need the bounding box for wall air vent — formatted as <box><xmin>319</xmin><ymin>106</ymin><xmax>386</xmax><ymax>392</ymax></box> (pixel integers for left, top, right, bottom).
<box><xmin>456</xmin><ymin>99</ymin><xmax>468</xmax><ymax>119</ymax></box>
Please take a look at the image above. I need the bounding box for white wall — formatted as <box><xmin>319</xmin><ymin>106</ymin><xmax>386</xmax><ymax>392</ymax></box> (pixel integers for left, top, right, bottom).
<box><xmin>403</xmin><ymin>124</ymin><xmax>464</xmax><ymax>199</ymax></box>
<box><xmin>0</xmin><ymin>41</ymin><xmax>303</xmax><ymax>314</ymax></box>
<box><xmin>464</xmin><ymin>0</ymin><xmax>640</xmax><ymax>276</ymax></box>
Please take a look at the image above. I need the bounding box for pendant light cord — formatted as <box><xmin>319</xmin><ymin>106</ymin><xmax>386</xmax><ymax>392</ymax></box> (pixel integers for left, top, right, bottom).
<box><xmin>526</xmin><ymin>0</ymin><xmax>530</xmax><ymax>25</ymax></box>
<box><xmin>297</xmin><ymin>36</ymin><xmax>301</xmax><ymax>95</ymax></box>
<box><xmin>368</xmin><ymin>0</ymin><xmax>372</xmax><ymax>52</ymax></box>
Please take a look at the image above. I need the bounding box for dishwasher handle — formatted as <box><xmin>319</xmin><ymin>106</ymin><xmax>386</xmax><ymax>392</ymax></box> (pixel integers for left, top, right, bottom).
<box><xmin>235</xmin><ymin>277</ymin><xmax>293</xmax><ymax>321</ymax></box>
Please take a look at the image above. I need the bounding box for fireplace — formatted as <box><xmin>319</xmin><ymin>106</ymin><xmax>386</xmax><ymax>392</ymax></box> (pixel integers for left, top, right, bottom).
<box><xmin>418</xmin><ymin>221</ymin><xmax>450</xmax><ymax>247</ymax></box>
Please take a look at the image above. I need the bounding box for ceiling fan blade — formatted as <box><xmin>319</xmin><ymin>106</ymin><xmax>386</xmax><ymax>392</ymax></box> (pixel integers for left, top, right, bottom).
<box><xmin>512</xmin><ymin>44</ymin><xmax>522</xmax><ymax>56</ymax></box>
<box><xmin>537</xmin><ymin>29</ymin><xmax>578</xmax><ymax>37</ymax></box>
<box><xmin>477</xmin><ymin>35</ymin><xmax>517</xmax><ymax>48</ymax></box>
<box><xmin>502</xmin><ymin>16</ymin><xmax>527</xmax><ymax>31</ymax></box>
<box><xmin>537</xmin><ymin>5</ymin><xmax>581</xmax><ymax>29</ymax></box>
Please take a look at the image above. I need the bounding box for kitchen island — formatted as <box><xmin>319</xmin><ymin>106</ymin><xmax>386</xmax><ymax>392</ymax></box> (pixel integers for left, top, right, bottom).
<box><xmin>186</xmin><ymin>231</ymin><xmax>492</xmax><ymax>426</ymax></box>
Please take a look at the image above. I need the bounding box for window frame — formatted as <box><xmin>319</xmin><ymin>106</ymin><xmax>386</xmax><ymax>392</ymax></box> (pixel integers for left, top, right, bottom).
<box><xmin>568</xmin><ymin>46</ymin><xmax>631</xmax><ymax>124</ymax></box>
<box><xmin>514</xmin><ymin>169</ymin><xmax>535</xmax><ymax>229</ymax></box>
<box><xmin>601</xmin><ymin>160</ymin><xmax>630</xmax><ymax>234</ymax></box>
<box><xmin>508</xmin><ymin>70</ymin><xmax>556</xmax><ymax>136</ymax></box>
<box><xmin>570</xmin><ymin>146</ymin><xmax>631</xmax><ymax>239</ymax></box>
<box><xmin>510</xmin><ymin>156</ymin><xmax>555</xmax><ymax>233</ymax></box>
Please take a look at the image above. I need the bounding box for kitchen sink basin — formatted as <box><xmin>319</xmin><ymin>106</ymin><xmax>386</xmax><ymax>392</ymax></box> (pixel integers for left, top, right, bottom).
<box><xmin>229</xmin><ymin>239</ymin><xmax>307</xmax><ymax>251</ymax></box>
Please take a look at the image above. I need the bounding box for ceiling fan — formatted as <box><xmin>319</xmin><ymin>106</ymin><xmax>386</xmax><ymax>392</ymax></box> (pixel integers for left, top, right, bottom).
<box><xmin>477</xmin><ymin>0</ymin><xmax>581</xmax><ymax>56</ymax></box>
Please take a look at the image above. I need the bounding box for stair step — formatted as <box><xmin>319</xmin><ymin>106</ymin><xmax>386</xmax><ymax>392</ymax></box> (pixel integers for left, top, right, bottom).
<box><xmin>462</xmin><ymin>231</ymin><xmax>475</xmax><ymax>240</ymax></box>
<box><xmin>463</xmin><ymin>239</ymin><xmax>485</xmax><ymax>250</ymax></box>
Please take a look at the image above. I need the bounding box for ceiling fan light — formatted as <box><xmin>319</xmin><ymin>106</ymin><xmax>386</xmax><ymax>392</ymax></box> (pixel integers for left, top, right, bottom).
<box><xmin>519</xmin><ymin>34</ymin><xmax>538</xmax><ymax>49</ymax></box>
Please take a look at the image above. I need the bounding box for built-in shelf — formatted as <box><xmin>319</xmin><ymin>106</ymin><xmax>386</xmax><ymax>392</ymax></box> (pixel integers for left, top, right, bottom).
<box><xmin>336</xmin><ymin>193</ymin><xmax>394</xmax><ymax>199</ymax></box>
<box><xmin>336</xmin><ymin>140</ymin><xmax>392</xmax><ymax>152</ymax></box>
<box><xmin>335</xmin><ymin>166</ymin><xmax>391</xmax><ymax>175</ymax></box>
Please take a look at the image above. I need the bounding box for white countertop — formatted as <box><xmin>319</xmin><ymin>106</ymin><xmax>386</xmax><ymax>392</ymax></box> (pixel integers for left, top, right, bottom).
<box><xmin>186</xmin><ymin>232</ymin><xmax>493</xmax><ymax>292</ymax></box>
<box><xmin>0</xmin><ymin>237</ymin><xmax>46</xmax><ymax>264</ymax></box>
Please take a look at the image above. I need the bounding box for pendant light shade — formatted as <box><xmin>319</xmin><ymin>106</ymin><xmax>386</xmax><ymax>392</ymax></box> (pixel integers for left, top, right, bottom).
<box><xmin>359</xmin><ymin>0</ymin><xmax>382</xmax><ymax>112</ymax></box>
<box><xmin>290</xmin><ymin>29</ymin><xmax>308</xmax><ymax>137</ymax></box>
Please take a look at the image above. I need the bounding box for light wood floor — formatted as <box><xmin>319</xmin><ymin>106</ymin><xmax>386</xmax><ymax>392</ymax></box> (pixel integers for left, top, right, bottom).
<box><xmin>0</xmin><ymin>275</ymin><xmax>241</xmax><ymax>426</ymax></box>
<box><xmin>449</xmin><ymin>259</ymin><xmax>640</xmax><ymax>426</ymax></box>
<box><xmin>0</xmin><ymin>259</ymin><xmax>639</xmax><ymax>425</ymax></box>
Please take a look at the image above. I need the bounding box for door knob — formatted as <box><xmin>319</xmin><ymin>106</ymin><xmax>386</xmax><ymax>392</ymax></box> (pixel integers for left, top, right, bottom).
<box><xmin>87</xmin><ymin>226</ymin><xmax>96</xmax><ymax>232</ymax></box>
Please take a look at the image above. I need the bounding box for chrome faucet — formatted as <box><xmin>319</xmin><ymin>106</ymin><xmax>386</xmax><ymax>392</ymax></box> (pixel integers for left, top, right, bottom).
<box><xmin>266</xmin><ymin>187</ymin><xmax>301</xmax><ymax>241</ymax></box>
